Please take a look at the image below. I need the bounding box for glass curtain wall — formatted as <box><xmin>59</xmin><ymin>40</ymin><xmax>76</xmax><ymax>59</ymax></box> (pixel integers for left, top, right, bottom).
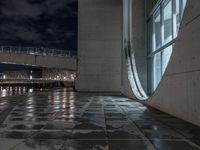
<box><xmin>147</xmin><ymin>0</ymin><xmax>187</xmax><ymax>93</ymax></box>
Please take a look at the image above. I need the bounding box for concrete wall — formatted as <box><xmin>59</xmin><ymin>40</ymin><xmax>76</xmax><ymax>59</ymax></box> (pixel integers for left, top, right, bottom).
<box><xmin>76</xmin><ymin>0</ymin><xmax>122</xmax><ymax>92</ymax></box>
<box><xmin>121</xmin><ymin>0</ymin><xmax>200</xmax><ymax>126</ymax></box>
<box><xmin>0</xmin><ymin>53</ymin><xmax>77</xmax><ymax>70</ymax></box>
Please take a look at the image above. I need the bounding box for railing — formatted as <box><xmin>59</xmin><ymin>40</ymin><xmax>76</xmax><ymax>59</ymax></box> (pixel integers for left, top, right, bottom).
<box><xmin>0</xmin><ymin>78</ymin><xmax>75</xmax><ymax>85</ymax></box>
<box><xmin>0</xmin><ymin>46</ymin><xmax>77</xmax><ymax>58</ymax></box>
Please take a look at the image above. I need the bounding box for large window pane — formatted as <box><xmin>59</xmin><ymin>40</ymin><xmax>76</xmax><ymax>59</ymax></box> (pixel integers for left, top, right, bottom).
<box><xmin>163</xmin><ymin>0</ymin><xmax>173</xmax><ymax>45</ymax></box>
<box><xmin>153</xmin><ymin>8</ymin><xmax>161</xmax><ymax>51</ymax></box>
<box><xmin>162</xmin><ymin>45</ymin><xmax>172</xmax><ymax>74</ymax></box>
<box><xmin>174</xmin><ymin>0</ymin><xmax>180</xmax><ymax>37</ymax></box>
<box><xmin>152</xmin><ymin>52</ymin><xmax>162</xmax><ymax>91</ymax></box>
<box><xmin>147</xmin><ymin>0</ymin><xmax>187</xmax><ymax>94</ymax></box>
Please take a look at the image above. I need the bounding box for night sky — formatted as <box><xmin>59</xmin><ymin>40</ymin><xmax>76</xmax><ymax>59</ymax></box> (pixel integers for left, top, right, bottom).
<box><xmin>0</xmin><ymin>0</ymin><xmax>77</xmax><ymax>72</ymax></box>
<box><xmin>0</xmin><ymin>0</ymin><xmax>78</xmax><ymax>51</ymax></box>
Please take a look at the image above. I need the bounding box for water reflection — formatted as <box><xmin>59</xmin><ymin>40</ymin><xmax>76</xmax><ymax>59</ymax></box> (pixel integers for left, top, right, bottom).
<box><xmin>0</xmin><ymin>86</ymin><xmax>33</xmax><ymax>97</ymax></box>
<box><xmin>47</xmin><ymin>89</ymin><xmax>75</xmax><ymax>121</ymax></box>
<box><xmin>25</xmin><ymin>96</ymin><xmax>35</xmax><ymax>122</ymax></box>
<box><xmin>62</xmin><ymin>89</ymin><xmax>75</xmax><ymax>119</ymax></box>
<box><xmin>53</xmin><ymin>91</ymin><xmax>61</xmax><ymax>112</ymax></box>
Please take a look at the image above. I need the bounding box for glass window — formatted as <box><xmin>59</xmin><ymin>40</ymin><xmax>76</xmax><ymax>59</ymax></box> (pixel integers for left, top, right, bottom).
<box><xmin>181</xmin><ymin>0</ymin><xmax>187</xmax><ymax>18</ymax></box>
<box><xmin>162</xmin><ymin>45</ymin><xmax>172</xmax><ymax>74</ymax></box>
<box><xmin>174</xmin><ymin>0</ymin><xmax>180</xmax><ymax>37</ymax></box>
<box><xmin>163</xmin><ymin>0</ymin><xmax>173</xmax><ymax>44</ymax></box>
<box><xmin>153</xmin><ymin>8</ymin><xmax>161</xmax><ymax>51</ymax></box>
<box><xmin>147</xmin><ymin>0</ymin><xmax>187</xmax><ymax>93</ymax></box>
<box><xmin>152</xmin><ymin>52</ymin><xmax>162</xmax><ymax>91</ymax></box>
<box><xmin>182</xmin><ymin>0</ymin><xmax>187</xmax><ymax>11</ymax></box>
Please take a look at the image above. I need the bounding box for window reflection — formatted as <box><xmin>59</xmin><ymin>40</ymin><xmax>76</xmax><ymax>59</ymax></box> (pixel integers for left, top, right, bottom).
<box><xmin>174</xmin><ymin>0</ymin><xmax>180</xmax><ymax>37</ymax></box>
<box><xmin>163</xmin><ymin>0</ymin><xmax>172</xmax><ymax>44</ymax></box>
<box><xmin>153</xmin><ymin>52</ymin><xmax>162</xmax><ymax>91</ymax></box>
<box><xmin>147</xmin><ymin>0</ymin><xmax>187</xmax><ymax>93</ymax></box>
<box><xmin>162</xmin><ymin>45</ymin><xmax>172</xmax><ymax>74</ymax></box>
<box><xmin>153</xmin><ymin>8</ymin><xmax>161</xmax><ymax>51</ymax></box>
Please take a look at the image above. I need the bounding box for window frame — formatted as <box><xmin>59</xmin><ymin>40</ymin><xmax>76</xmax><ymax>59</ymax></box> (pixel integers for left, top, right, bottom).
<box><xmin>147</xmin><ymin>0</ymin><xmax>187</xmax><ymax>93</ymax></box>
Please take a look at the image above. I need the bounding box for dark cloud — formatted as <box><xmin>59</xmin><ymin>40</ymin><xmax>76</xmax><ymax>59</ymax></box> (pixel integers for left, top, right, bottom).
<box><xmin>0</xmin><ymin>0</ymin><xmax>77</xmax><ymax>50</ymax></box>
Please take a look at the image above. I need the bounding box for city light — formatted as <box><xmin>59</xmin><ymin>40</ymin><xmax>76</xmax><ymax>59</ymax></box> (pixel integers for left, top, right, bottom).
<box><xmin>3</xmin><ymin>75</ymin><xmax>6</xmax><ymax>79</ymax></box>
<box><xmin>29</xmin><ymin>89</ymin><xmax>33</xmax><ymax>93</ymax></box>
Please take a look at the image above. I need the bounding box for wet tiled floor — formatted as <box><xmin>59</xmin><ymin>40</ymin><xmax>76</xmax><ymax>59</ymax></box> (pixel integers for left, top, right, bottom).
<box><xmin>0</xmin><ymin>89</ymin><xmax>200</xmax><ymax>150</ymax></box>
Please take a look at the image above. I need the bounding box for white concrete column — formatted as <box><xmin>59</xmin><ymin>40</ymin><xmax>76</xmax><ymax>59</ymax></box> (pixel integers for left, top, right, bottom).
<box><xmin>76</xmin><ymin>0</ymin><xmax>122</xmax><ymax>92</ymax></box>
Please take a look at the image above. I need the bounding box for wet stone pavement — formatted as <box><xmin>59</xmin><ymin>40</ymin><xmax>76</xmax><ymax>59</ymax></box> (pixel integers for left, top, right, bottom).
<box><xmin>0</xmin><ymin>89</ymin><xmax>200</xmax><ymax>150</ymax></box>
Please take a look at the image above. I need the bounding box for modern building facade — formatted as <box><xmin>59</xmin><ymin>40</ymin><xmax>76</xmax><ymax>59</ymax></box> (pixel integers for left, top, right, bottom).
<box><xmin>76</xmin><ymin>0</ymin><xmax>200</xmax><ymax>127</ymax></box>
<box><xmin>1</xmin><ymin>0</ymin><xmax>200</xmax><ymax>149</ymax></box>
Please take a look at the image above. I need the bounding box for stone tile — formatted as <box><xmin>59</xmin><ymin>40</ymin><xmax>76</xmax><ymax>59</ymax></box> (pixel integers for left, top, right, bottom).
<box><xmin>0</xmin><ymin>138</ymin><xmax>23</xmax><ymax>150</ymax></box>
<box><xmin>107</xmin><ymin>130</ymin><xmax>144</xmax><ymax>139</ymax></box>
<box><xmin>141</xmin><ymin>129</ymin><xmax>184</xmax><ymax>139</ymax></box>
<box><xmin>109</xmin><ymin>140</ymin><xmax>156</xmax><ymax>150</ymax></box>
<box><xmin>151</xmin><ymin>139</ymin><xmax>200</xmax><ymax>150</ymax></box>
<box><xmin>0</xmin><ymin>131</ymin><xmax>35</xmax><ymax>139</ymax></box>
<box><xmin>11</xmin><ymin>124</ymin><xmax>45</xmax><ymax>130</ymax></box>
<box><xmin>32</xmin><ymin>131</ymin><xmax>72</xmax><ymax>140</ymax></box>
<box><xmin>60</xmin><ymin>140</ymin><xmax>108</xmax><ymax>150</ymax></box>
<box><xmin>44</xmin><ymin>122</ymin><xmax>76</xmax><ymax>130</ymax></box>
<box><xmin>71</xmin><ymin>130</ymin><xmax>107</xmax><ymax>139</ymax></box>
<box><xmin>13</xmin><ymin>139</ymin><xmax>64</xmax><ymax>150</ymax></box>
<box><xmin>0</xmin><ymin>89</ymin><xmax>200</xmax><ymax>150</ymax></box>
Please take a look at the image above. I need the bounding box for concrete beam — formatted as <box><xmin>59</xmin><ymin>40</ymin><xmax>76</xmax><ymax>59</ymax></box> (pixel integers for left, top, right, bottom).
<box><xmin>0</xmin><ymin>53</ymin><xmax>77</xmax><ymax>70</ymax></box>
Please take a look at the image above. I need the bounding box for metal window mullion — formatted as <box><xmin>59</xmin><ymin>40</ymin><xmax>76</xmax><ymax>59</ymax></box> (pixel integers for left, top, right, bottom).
<box><xmin>161</xmin><ymin>50</ymin><xmax>164</xmax><ymax>75</ymax></box>
<box><xmin>147</xmin><ymin>39</ymin><xmax>176</xmax><ymax>58</ymax></box>
<box><xmin>161</xmin><ymin>1</ymin><xmax>164</xmax><ymax>47</ymax></box>
<box><xmin>146</xmin><ymin>0</ymin><xmax>163</xmax><ymax>21</ymax></box>
<box><xmin>172</xmin><ymin>0</ymin><xmax>176</xmax><ymax>39</ymax></box>
<box><xmin>152</xmin><ymin>14</ymin><xmax>156</xmax><ymax>52</ymax></box>
<box><xmin>151</xmin><ymin>11</ymin><xmax>156</xmax><ymax>92</ymax></box>
<box><xmin>160</xmin><ymin>1</ymin><xmax>164</xmax><ymax>76</ymax></box>
<box><xmin>152</xmin><ymin>6</ymin><xmax>160</xmax><ymax>52</ymax></box>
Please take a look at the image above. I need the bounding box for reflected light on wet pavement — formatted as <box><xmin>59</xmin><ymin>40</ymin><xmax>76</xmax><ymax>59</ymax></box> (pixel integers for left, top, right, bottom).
<box><xmin>0</xmin><ymin>88</ymin><xmax>200</xmax><ymax>150</ymax></box>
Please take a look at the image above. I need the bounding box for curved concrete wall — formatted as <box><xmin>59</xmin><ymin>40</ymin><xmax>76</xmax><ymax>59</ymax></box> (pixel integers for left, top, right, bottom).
<box><xmin>123</xmin><ymin>0</ymin><xmax>200</xmax><ymax>126</ymax></box>
<box><xmin>0</xmin><ymin>53</ymin><xmax>77</xmax><ymax>70</ymax></box>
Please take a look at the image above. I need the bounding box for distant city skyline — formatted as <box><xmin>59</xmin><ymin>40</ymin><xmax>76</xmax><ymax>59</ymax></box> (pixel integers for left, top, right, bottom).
<box><xmin>0</xmin><ymin>0</ymin><xmax>77</xmax><ymax>51</ymax></box>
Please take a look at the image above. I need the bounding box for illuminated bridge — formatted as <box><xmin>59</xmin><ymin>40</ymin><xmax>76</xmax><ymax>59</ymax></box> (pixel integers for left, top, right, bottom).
<box><xmin>0</xmin><ymin>46</ymin><xmax>77</xmax><ymax>70</ymax></box>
